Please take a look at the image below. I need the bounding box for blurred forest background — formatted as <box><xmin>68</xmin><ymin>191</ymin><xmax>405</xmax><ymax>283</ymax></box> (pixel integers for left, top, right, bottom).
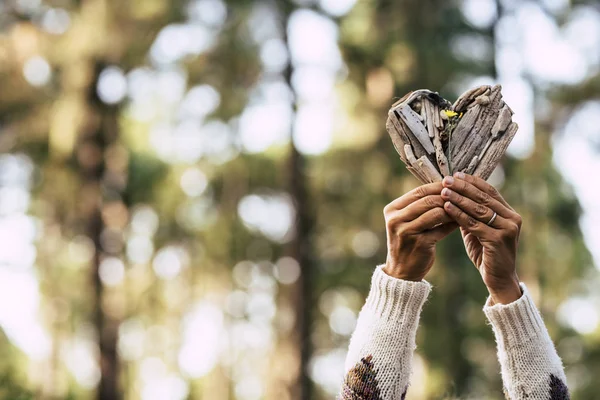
<box><xmin>1</xmin><ymin>0</ymin><xmax>600</xmax><ymax>399</ymax></box>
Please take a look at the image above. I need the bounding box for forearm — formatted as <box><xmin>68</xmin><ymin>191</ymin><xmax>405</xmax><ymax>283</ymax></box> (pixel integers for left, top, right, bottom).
<box><xmin>484</xmin><ymin>284</ymin><xmax>569</xmax><ymax>400</ymax></box>
<box><xmin>340</xmin><ymin>265</ymin><xmax>430</xmax><ymax>400</ymax></box>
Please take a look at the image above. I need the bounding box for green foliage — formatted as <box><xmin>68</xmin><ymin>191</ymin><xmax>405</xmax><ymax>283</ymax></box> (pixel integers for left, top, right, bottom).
<box><xmin>0</xmin><ymin>373</ymin><xmax>35</xmax><ymax>400</ymax></box>
<box><xmin>126</xmin><ymin>151</ymin><xmax>169</xmax><ymax>204</ymax></box>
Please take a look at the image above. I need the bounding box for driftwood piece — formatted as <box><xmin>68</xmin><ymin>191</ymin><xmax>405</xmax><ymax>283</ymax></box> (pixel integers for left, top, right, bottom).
<box><xmin>388</xmin><ymin>109</ymin><xmax>429</xmax><ymax>161</ymax></box>
<box><xmin>453</xmin><ymin>85</ymin><xmax>490</xmax><ymax>113</ymax></box>
<box><xmin>420</xmin><ymin>100</ymin><xmax>427</xmax><ymax>124</ymax></box>
<box><xmin>473</xmin><ymin>122</ymin><xmax>519</xmax><ymax>180</ymax></box>
<box><xmin>386</xmin><ymin>116</ymin><xmax>408</xmax><ymax>164</ymax></box>
<box><xmin>395</xmin><ymin>104</ymin><xmax>435</xmax><ymax>154</ymax></box>
<box><xmin>450</xmin><ymin>85</ymin><xmax>504</xmax><ymax>173</ymax></box>
<box><xmin>406</xmin><ymin>166</ymin><xmax>427</xmax><ymax>183</ymax></box>
<box><xmin>466</xmin><ymin>105</ymin><xmax>515</xmax><ymax>175</ymax></box>
<box><xmin>404</xmin><ymin>144</ymin><xmax>431</xmax><ymax>183</ymax></box>
<box><xmin>434</xmin><ymin>103</ymin><xmax>444</xmax><ymax>130</ymax></box>
<box><xmin>433</xmin><ymin>125</ymin><xmax>450</xmax><ymax>176</ymax></box>
<box><xmin>421</xmin><ymin>95</ymin><xmax>450</xmax><ymax>176</ymax></box>
<box><xmin>385</xmin><ymin>85</ymin><xmax>518</xmax><ymax>183</ymax></box>
<box><xmin>448</xmin><ymin>103</ymin><xmax>482</xmax><ymax>170</ymax></box>
<box><xmin>491</xmin><ymin>105</ymin><xmax>512</xmax><ymax>137</ymax></box>
<box><xmin>405</xmin><ymin>144</ymin><xmax>442</xmax><ymax>182</ymax></box>
<box><xmin>423</xmin><ymin>100</ymin><xmax>436</xmax><ymax>138</ymax></box>
<box><xmin>416</xmin><ymin>155</ymin><xmax>443</xmax><ymax>182</ymax></box>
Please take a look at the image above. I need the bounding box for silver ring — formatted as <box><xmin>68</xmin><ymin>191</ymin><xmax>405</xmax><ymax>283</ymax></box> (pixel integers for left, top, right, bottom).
<box><xmin>487</xmin><ymin>212</ymin><xmax>497</xmax><ymax>226</ymax></box>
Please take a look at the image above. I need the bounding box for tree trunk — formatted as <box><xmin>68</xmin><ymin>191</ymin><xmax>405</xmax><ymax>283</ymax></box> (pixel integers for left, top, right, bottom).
<box><xmin>281</xmin><ymin>3</ymin><xmax>315</xmax><ymax>399</ymax></box>
<box><xmin>286</xmin><ymin>145</ymin><xmax>314</xmax><ymax>400</ymax></box>
<box><xmin>78</xmin><ymin>61</ymin><xmax>123</xmax><ymax>400</ymax></box>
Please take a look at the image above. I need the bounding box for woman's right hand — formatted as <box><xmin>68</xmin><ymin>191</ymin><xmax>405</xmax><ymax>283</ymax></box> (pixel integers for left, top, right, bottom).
<box><xmin>383</xmin><ymin>182</ymin><xmax>457</xmax><ymax>281</ymax></box>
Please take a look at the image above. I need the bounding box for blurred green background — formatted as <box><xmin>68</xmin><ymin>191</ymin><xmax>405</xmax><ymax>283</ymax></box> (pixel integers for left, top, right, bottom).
<box><xmin>0</xmin><ymin>0</ymin><xmax>599</xmax><ymax>399</ymax></box>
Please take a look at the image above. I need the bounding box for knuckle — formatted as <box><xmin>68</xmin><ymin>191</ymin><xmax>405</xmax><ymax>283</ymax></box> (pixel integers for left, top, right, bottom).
<box><xmin>385</xmin><ymin>216</ymin><xmax>398</xmax><ymax>230</ymax></box>
<box><xmin>467</xmin><ymin>216</ymin><xmax>479</xmax><ymax>228</ymax></box>
<box><xmin>475</xmin><ymin>204</ymin><xmax>487</xmax><ymax>216</ymax></box>
<box><xmin>501</xmin><ymin>223</ymin><xmax>519</xmax><ymax>239</ymax></box>
<box><xmin>476</xmin><ymin>191</ymin><xmax>491</xmax><ymax>204</ymax></box>
<box><xmin>383</xmin><ymin>203</ymin><xmax>392</xmax><ymax>216</ymax></box>
<box><xmin>487</xmin><ymin>185</ymin><xmax>499</xmax><ymax>197</ymax></box>
<box><xmin>432</xmin><ymin>207</ymin><xmax>446</xmax><ymax>220</ymax></box>
<box><xmin>414</xmin><ymin>186</ymin><xmax>427</xmax><ymax>199</ymax></box>
<box><xmin>395</xmin><ymin>225</ymin><xmax>408</xmax><ymax>238</ymax></box>
<box><xmin>424</xmin><ymin>195</ymin><xmax>439</xmax><ymax>208</ymax></box>
<box><xmin>435</xmin><ymin>207</ymin><xmax>448</xmax><ymax>221</ymax></box>
<box><xmin>514</xmin><ymin>214</ymin><xmax>523</xmax><ymax>228</ymax></box>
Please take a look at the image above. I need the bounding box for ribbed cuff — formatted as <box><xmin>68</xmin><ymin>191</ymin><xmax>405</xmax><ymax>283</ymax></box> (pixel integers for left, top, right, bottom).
<box><xmin>483</xmin><ymin>283</ymin><xmax>547</xmax><ymax>349</ymax></box>
<box><xmin>364</xmin><ymin>265</ymin><xmax>432</xmax><ymax>321</ymax></box>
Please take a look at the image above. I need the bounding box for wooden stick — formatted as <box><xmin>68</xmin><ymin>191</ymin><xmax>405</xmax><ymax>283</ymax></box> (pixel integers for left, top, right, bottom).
<box><xmin>473</xmin><ymin>122</ymin><xmax>519</xmax><ymax>180</ymax></box>
<box><xmin>391</xmin><ymin>90</ymin><xmax>413</xmax><ymax>108</ymax></box>
<box><xmin>433</xmin><ymin>121</ymin><xmax>450</xmax><ymax>176</ymax></box>
<box><xmin>433</xmin><ymin>103</ymin><xmax>444</xmax><ymax>130</ymax></box>
<box><xmin>448</xmin><ymin>103</ymin><xmax>482</xmax><ymax>170</ymax></box>
<box><xmin>424</xmin><ymin>100</ymin><xmax>436</xmax><ymax>138</ymax></box>
<box><xmin>395</xmin><ymin>104</ymin><xmax>435</xmax><ymax>154</ymax></box>
<box><xmin>419</xmin><ymin>100</ymin><xmax>427</xmax><ymax>123</ymax></box>
<box><xmin>404</xmin><ymin>144</ymin><xmax>431</xmax><ymax>183</ymax></box>
<box><xmin>416</xmin><ymin>155</ymin><xmax>443</xmax><ymax>182</ymax></box>
<box><xmin>386</xmin><ymin>116</ymin><xmax>409</xmax><ymax>164</ymax></box>
<box><xmin>389</xmin><ymin>110</ymin><xmax>429</xmax><ymax>160</ymax></box>
<box><xmin>451</xmin><ymin>85</ymin><xmax>505</xmax><ymax>172</ymax></box>
<box><xmin>491</xmin><ymin>105</ymin><xmax>512</xmax><ymax>138</ymax></box>
<box><xmin>465</xmin><ymin>155</ymin><xmax>480</xmax><ymax>175</ymax></box>
<box><xmin>453</xmin><ymin>85</ymin><xmax>490</xmax><ymax>113</ymax></box>
<box><xmin>407</xmin><ymin>166</ymin><xmax>428</xmax><ymax>183</ymax></box>
<box><xmin>467</xmin><ymin>104</ymin><xmax>514</xmax><ymax>174</ymax></box>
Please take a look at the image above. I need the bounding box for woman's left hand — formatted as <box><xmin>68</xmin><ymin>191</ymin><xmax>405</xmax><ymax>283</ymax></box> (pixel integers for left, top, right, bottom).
<box><xmin>440</xmin><ymin>172</ymin><xmax>523</xmax><ymax>305</ymax></box>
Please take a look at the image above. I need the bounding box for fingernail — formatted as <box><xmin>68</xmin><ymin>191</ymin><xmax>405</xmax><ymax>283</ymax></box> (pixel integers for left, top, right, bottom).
<box><xmin>443</xmin><ymin>176</ymin><xmax>454</xmax><ymax>186</ymax></box>
<box><xmin>444</xmin><ymin>201</ymin><xmax>452</xmax><ymax>209</ymax></box>
<box><xmin>454</xmin><ymin>172</ymin><xmax>465</xmax><ymax>179</ymax></box>
<box><xmin>442</xmin><ymin>188</ymin><xmax>451</xmax><ymax>196</ymax></box>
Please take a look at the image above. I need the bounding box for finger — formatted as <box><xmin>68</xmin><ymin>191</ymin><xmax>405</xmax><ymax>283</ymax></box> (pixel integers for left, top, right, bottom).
<box><xmin>453</xmin><ymin>172</ymin><xmax>513</xmax><ymax>210</ymax></box>
<box><xmin>442</xmin><ymin>176</ymin><xmax>513</xmax><ymax>218</ymax></box>
<box><xmin>424</xmin><ymin>221</ymin><xmax>458</xmax><ymax>241</ymax></box>
<box><xmin>386</xmin><ymin>182</ymin><xmax>444</xmax><ymax>211</ymax></box>
<box><xmin>396</xmin><ymin>195</ymin><xmax>445</xmax><ymax>222</ymax></box>
<box><xmin>444</xmin><ymin>201</ymin><xmax>494</xmax><ymax>238</ymax></box>
<box><xmin>404</xmin><ymin>207</ymin><xmax>453</xmax><ymax>234</ymax></box>
<box><xmin>441</xmin><ymin>187</ymin><xmax>510</xmax><ymax>229</ymax></box>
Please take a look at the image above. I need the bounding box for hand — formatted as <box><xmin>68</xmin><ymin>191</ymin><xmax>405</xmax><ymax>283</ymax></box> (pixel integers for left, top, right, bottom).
<box><xmin>441</xmin><ymin>172</ymin><xmax>522</xmax><ymax>304</ymax></box>
<box><xmin>383</xmin><ymin>183</ymin><xmax>457</xmax><ymax>281</ymax></box>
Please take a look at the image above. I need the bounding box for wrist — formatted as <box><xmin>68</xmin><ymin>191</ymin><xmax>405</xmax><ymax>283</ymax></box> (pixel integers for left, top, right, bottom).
<box><xmin>488</xmin><ymin>277</ymin><xmax>522</xmax><ymax>305</ymax></box>
<box><xmin>383</xmin><ymin>261</ymin><xmax>425</xmax><ymax>282</ymax></box>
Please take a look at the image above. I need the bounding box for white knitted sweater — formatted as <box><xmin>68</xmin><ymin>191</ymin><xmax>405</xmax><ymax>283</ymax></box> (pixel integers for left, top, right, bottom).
<box><xmin>340</xmin><ymin>266</ymin><xmax>569</xmax><ymax>400</ymax></box>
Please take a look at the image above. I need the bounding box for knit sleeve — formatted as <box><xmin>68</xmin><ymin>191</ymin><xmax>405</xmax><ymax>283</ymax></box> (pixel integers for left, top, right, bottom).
<box><xmin>483</xmin><ymin>284</ymin><xmax>570</xmax><ymax>400</ymax></box>
<box><xmin>340</xmin><ymin>265</ymin><xmax>431</xmax><ymax>400</ymax></box>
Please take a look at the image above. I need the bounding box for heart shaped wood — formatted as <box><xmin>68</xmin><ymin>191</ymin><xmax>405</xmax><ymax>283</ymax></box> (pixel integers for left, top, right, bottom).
<box><xmin>386</xmin><ymin>84</ymin><xmax>518</xmax><ymax>183</ymax></box>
